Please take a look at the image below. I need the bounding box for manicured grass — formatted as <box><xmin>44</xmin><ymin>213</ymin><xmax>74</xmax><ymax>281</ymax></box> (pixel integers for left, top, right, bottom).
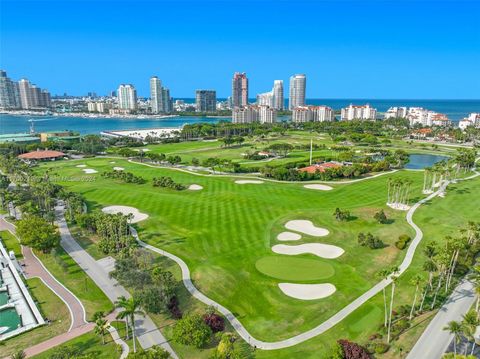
<box><xmin>31</xmin><ymin>329</ymin><xmax>120</xmax><ymax>359</ymax></box>
<box><xmin>2</xmin><ymin>277</ymin><xmax>70</xmax><ymax>357</ymax></box>
<box><xmin>35</xmin><ymin>245</ymin><xmax>114</xmax><ymax>320</ymax></box>
<box><xmin>37</xmin><ymin>153</ymin><xmax>480</xmax><ymax>358</ymax></box>
<box><xmin>38</xmin><ymin>157</ymin><xmax>418</xmax><ymax>341</ymax></box>
<box><xmin>0</xmin><ymin>229</ymin><xmax>22</xmax><ymax>259</ymax></box>
<box><xmin>69</xmin><ymin>223</ymin><xmax>106</xmax><ymax>261</ymax></box>
<box><xmin>109</xmin><ymin>320</ymin><xmax>141</xmax><ymax>353</ymax></box>
<box><xmin>255</xmin><ymin>256</ymin><xmax>335</xmax><ymax>281</ymax></box>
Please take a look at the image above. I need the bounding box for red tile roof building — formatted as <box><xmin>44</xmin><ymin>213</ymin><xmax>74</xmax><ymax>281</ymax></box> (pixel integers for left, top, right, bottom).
<box><xmin>18</xmin><ymin>150</ymin><xmax>65</xmax><ymax>160</ymax></box>
<box><xmin>299</xmin><ymin>162</ymin><xmax>343</xmax><ymax>174</ymax></box>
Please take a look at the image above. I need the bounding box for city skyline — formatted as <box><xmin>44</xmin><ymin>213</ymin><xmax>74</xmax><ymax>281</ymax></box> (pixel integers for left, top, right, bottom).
<box><xmin>1</xmin><ymin>0</ymin><xmax>479</xmax><ymax>99</ymax></box>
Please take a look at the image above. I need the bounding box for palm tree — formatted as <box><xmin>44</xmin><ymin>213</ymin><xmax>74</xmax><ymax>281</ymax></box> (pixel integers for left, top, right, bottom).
<box><xmin>377</xmin><ymin>269</ymin><xmax>390</xmax><ymax>328</ymax></box>
<box><xmin>115</xmin><ymin>296</ymin><xmax>145</xmax><ymax>353</ymax></box>
<box><xmin>409</xmin><ymin>275</ymin><xmax>422</xmax><ymax>320</ymax></box>
<box><xmin>387</xmin><ymin>267</ymin><xmax>400</xmax><ymax>344</ymax></box>
<box><xmin>462</xmin><ymin>310</ymin><xmax>480</xmax><ymax>355</ymax></box>
<box><xmin>443</xmin><ymin>321</ymin><xmax>462</xmax><ymax>358</ymax></box>
<box><xmin>94</xmin><ymin>317</ymin><xmax>110</xmax><ymax>345</ymax></box>
<box><xmin>10</xmin><ymin>351</ymin><xmax>26</xmax><ymax>359</ymax></box>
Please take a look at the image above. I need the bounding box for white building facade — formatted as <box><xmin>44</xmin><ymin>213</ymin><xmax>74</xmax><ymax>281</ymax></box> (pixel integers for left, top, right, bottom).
<box><xmin>117</xmin><ymin>84</ymin><xmax>137</xmax><ymax>110</ymax></box>
<box><xmin>289</xmin><ymin>74</ymin><xmax>306</xmax><ymax>110</ymax></box>
<box><xmin>150</xmin><ymin>76</ymin><xmax>163</xmax><ymax>113</ymax></box>
<box><xmin>341</xmin><ymin>104</ymin><xmax>377</xmax><ymax>121</ymax></box>
<box><xmin>292</xmin><ymin>105</ymin><xmax>334</xmax><ymax>122</ymax></box>
<box><xmin>232</xmin><ymin>105</ymin><xmax>276</xmax><ymax>124</ymax></box>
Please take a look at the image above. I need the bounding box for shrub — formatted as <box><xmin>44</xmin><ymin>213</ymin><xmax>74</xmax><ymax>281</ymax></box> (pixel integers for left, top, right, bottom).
<box><xmin>358</xmin><ymin>232</ymin><xmax>384</xmax><ymax>249</ymax></box>
<box><xmin>167</xmin><ymin>296</ymin><xmax>182</xmax><ymax>319</ymax></box>
<box><xmin>152</xmin><ymin>176</ymin><xmax>186</xmax><ymax>190</ymax></box>
<box><xmin>373</xmin><ymin>342</ymin><xmax>389</xmax><ymax>354</ymax></box>
<box><xmin>374</xmin><ymin>210</ymin><xmax>388</xmax><ymax>224</ymax></box>
<box><xmin>395</xmin><ymin>234</ymin><xmax>412</xmax><ymax>250</ymax></box>
<box><xmin>337</xmin><ymin>339</ymin><xmax>371</xmax><ymax>359</ymax></box>
<box><xmin>203</xmin><ymin>313</ymin><xmax>225</xmax><ymax>333</ymax></box>
<box><xmin>172</xmin><ymin>313</ymin><xmax>212</xmax><ymax>348</ymax></box>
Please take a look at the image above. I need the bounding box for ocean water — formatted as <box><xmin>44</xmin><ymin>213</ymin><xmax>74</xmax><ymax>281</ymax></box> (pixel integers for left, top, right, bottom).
<box><xmin>1</xmin><ymin>99</ymin><xmax>478</xmax><ymax>135</ymax></box>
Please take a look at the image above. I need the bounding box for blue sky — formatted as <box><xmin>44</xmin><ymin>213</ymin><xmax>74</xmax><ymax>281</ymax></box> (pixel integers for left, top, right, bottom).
<box><xmin>1</xmin><ymin>0</ymin><xmax>479</xmax><ymax>98</ymax></box>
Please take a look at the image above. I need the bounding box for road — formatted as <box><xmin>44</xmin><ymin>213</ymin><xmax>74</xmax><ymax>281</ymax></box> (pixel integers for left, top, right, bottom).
<box><xmin>55</xmin><ymin>204</ymin><xmax>178</xmax><ymax>359</ymax></box>
<box><xmin>406</xmin><ymin>277</ymin><xmax>476</xmax><ymax>359</ymax></box>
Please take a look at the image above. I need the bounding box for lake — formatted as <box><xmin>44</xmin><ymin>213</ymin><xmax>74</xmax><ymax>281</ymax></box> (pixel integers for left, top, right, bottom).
<box><xmin>405</xmin><ymin>154</ymin><xmax>449</xmax><ymax>170</ymax></box>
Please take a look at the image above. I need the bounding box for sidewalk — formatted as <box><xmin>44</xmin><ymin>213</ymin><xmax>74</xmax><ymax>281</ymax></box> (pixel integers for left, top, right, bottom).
<box><xmin>55</xmin><ymin>204</ymin><xmax>178</xmax><ymax>358</ymax></box>
<box><xmin>0</xmin><ymin>216</ymin><xmax>88</xmax><ymax>332</ymax></box>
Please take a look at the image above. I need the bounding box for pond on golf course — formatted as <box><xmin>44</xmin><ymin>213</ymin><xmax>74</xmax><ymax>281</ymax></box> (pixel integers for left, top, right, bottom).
<box><xmin>405</xmin><ymin>154</ymin><xmax>449</xmax><ymax>170</ymax></box>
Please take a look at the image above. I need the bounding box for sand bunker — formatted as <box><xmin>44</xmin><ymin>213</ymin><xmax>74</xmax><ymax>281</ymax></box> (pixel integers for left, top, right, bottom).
<box><xmin>278</xmin><ymin>283</ymin><xmax>336</xmax><ymax>300</ymax></box>
<box><xmin>285</xmin><ymin>220</ymin><xmax>329</xmax><ymax>237</ymax></box>
<box><xmin>135</xmin><ymin>148</ymin><xmax>151</xmax><ymax>152</ymax></box>
<box><xmin>235</xmin><ymin>180</ymin><xmax>264</xmax><ymax>184</ymax></box>
<box><xmin>113</xmin><ymin>167</ymin><xmax>124</xmax><ymax>171</ymax></box>
<box><xmin>82</xmin><ymin>168</ymin><xmax>98</xmax><ymax>174</ymax></box>
<box><xmin>304</xmin><ymin>184</ymin><xmax>333</xmax><ymax>191</ymax></box>
<box><xmin>76</xmin><ymin>164</ymin><xmax>87</xmax><ymax>168</ymax></box>
<box><xmin>277</xmin><ymin>232</ymin><xmax>302</xmax><ymax>241</ymax></box>
<box><xmin>109</xmin><ymin>161</ymin><xmax>116</xmax><ymax>164</ymax></box>
<box><xmin>272</xmin><ymin>243</ymin><xmax>344</xmax><ymax>259</ymax></box>
<box><xmin>102</xmin><ymin>205</ymin><xmax>148</xmax><ymax>223</ymax></box>
<box><xmin>188</xmin><ymin>184</ymin><xmax>203</xmax><ymax>190</ymax></box>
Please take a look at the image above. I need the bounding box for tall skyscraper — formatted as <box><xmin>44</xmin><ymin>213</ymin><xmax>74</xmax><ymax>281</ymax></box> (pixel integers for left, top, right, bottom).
<box><xmin>150</xmin><ymin>76</ymin><xmax>163</xmax><ymax>113</ymax></box>
<box><xmin>232</xmin><ymin>72</ymin><xmax>248</xmax><ymax>108</ymax></box>
<box><xmin>289</xmin><ymin>74</ymin><xmax>306</xmax><ymax>110</ymax></box>
<box><xmin>256</xmin><ymin>80</ymin><xmax>284</xmax><ymax>110</ymax></box>
<box><xmin>195</xmin><ymin>90</ymin><xmax>216</xmax><ymax>112</ymax></box>
<box><xmin>162</xmin><ymin>87</ymin><xmax>172</xmax><ymax>113</ymax></box>
<box><xmin>273</xmin><ymin>80</ymin><xmax>284</xmax><ymax>110</ymax></box>
<box><xmin>0</xmin><ymin>70</ymin><xmax>20</xmax><ymax>109</ymax></box>
<box><xmin>117</xmin><ymin>84</ymin><xmax>137</xmax><ymax>110</ymax></box>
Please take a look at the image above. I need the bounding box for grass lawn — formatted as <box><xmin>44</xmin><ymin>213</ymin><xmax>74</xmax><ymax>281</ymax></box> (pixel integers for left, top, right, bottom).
<box><xmin>68</xmin><ymin>223</ymin><xmax>107</xmax><ymax>261</ymax></box>
<box><xmin>34</xmin><ymin>245</ymin><xmax>113</xmax><ymax>320</ymax></box>
<box><xmin>1</xmin><ymin>277</ymin><xmax>71</xmax><ymax>356</ymax></box>
<box><xmin>31</xmin><ymin>329</ymin><xmax>120</xmax><ymax>359</ymax></box>
<box><xmin>35</xmin><ymin>152</ymin><xmax>479</xmax><ymax>358</ymax></box>
<box><xmin>0</xmin><ymin>229</ymin><xmax>22</xmax><ymax>259</ymax></box>
<box><xmin>109</xmin><ymin>320</ymin><xmax>142</xmax><ymax>353</ymax></box>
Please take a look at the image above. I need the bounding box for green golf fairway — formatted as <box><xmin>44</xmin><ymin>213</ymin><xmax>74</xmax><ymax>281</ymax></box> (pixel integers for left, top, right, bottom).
<box><xmin>255</xmin><ymin>256</ymin><xmax>335</xmax><ymax>281</ymax></box>
<box><xmin>37</xmin><ymin>157</ymin><xmax>423</xmax><ymax>341</ymax></box>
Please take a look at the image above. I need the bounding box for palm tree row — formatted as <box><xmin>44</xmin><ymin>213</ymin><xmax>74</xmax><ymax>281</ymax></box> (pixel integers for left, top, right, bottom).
<box><xmin>444</xmin><ymin>310</ymin><xmax>480</xmax><ymax>357</ymax></box>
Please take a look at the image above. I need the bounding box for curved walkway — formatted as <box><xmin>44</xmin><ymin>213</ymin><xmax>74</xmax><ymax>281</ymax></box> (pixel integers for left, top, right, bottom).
<box><xmin>0</xmin><ymin>216</ymin><xmax>88</xmax><ymax>332</ymax></box>
<box><xmin>136</xmin><ymin>175</ymin><xmax>466</xmax><ymax>350</ymax></box>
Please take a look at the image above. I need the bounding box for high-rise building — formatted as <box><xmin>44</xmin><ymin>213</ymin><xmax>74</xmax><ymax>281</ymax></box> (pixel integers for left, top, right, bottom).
<box><xmin>117</xmin><ymin>84</ymin><xmax>137</xmax><ymax>110</ymax></box>
<box><xmin>384</xmin><ymin>107</ymin><xmax>408</xmax><ymax>119</ymax></box>
<box><xmin>256</xmin><ymin>91</ymin><xmax>274</xmax><ymax>107</ymax></box>
<box><xmin>273</xmin><ymin>80</ymin><xmax>284</xmax><ymax>110</ymax></box>
<box><xmin>292</xmin><ymin>106</ymin><xmax>334</xmax><ymax>122</ymax></box>
<box><xmin>195</xmin><ymin>90</ymin><xmax>216</xmax><ymax>112</ymax></box>
<box><xmin>289</xmin><ymin>74</ymin><xmax>306</xmax><ymax>110</ymax></box>
<box><xmin>232</xmin><ymin>72</ymin><xmax>248</xmax><ymax>108</ymax></box>
<box><xmin>232</xmin><ymin>105</ymin><xmax>276</xmax><ymax>124</ymax></box>
<box><xmin>0</xmin><ymin>70</ymin><xmax>20</xmax><ymax>109</ymax></box>
<box><xmin>256</xmin><ymin>80</ymin><xmax>284</xmax><ymax>110</ymax></box>
<box><xmin>150</xmin><ymin>76</ymin><xmax>163</xmax><ymax>113</ymax></box>
<box><xmin>18</xmin><ymin>79</ymin><xmax>36</xmax><ymax>109</ymax></box>
<box><xmin>162</xmin><ymin>87</ymin><xmax>172</xmax><ymax>113</ymax></box>
<box><xmin>341</xmin><ymin>104</ymin><xmax>377</xmax><ymax>121</ymax></box>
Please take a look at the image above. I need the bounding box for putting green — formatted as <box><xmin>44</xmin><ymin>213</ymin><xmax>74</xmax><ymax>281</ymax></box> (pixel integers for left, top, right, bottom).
<box><xmin>255</xmin><ymin>256</ymin><xmax>335</xmax><ymax>281</ymax></box>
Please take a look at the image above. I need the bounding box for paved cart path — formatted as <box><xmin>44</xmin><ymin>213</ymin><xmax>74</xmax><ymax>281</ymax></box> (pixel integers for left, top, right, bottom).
<box><xmin>55</xmin><ymin>205</ymin><xmax>178</xmax><ymax>358</ymax></box>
